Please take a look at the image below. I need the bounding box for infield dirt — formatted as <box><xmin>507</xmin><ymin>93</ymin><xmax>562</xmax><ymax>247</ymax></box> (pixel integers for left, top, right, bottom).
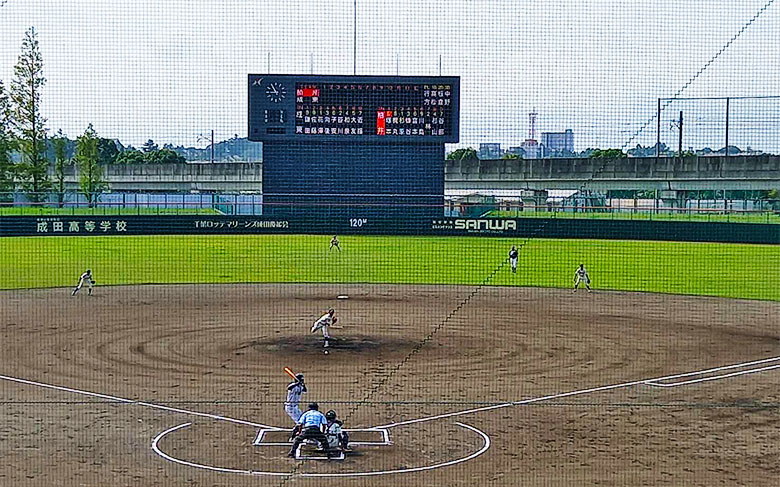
<box><xmin>1</xmin><ymin>284</ymin><xmax>778</xmax><ymax>486</ymax></box>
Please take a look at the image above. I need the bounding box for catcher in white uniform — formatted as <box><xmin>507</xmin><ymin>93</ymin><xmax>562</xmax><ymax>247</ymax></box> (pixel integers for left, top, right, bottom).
<box><xmin>573</xmin><ymin>264</ymin><xmax>591</xmax><ymax>292</ymax></box>
<box><xmin>324</xmin><ymin>409</ymin><xmax>350</xmax><ymax>451</ymax></box>
<box><xmin>71</xmin><ymin>269</ymin><xmax>95</xmax><ymax>296</ymax></box>
<box><xmin>311</xmin><ymin>308</ymin><xmax>341</xmax><ymax>346</ymax></box>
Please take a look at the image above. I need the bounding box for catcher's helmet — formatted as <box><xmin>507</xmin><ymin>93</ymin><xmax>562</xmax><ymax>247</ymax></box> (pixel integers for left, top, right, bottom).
<box><xmin>325</xmin><ymin>410</ymin><xmax>337</xmax><ymax>421</ymax></box>
<box><xmin>308</xmin><ymin>402</ymin><xmax>319</xmax><ymax>411</ymax></box>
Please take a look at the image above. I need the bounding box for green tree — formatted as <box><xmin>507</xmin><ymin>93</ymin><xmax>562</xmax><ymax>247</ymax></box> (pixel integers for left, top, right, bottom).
<box><xmin>98</xmin><ymin>138</ymin><xmax>119</xmax><ymax>164</ymax></box>
<box><xmin>589</xmin><ymin>148</ymin><xmax>626</xmax><ymax>159</ymax></box>
<box><xmin>0</xmin><ymin>79</ymin><xmax>15</xmax><ymax>199</ymax></box>
<box><xmin>500</xmin><ymin>153</ymin><xmax>520</xmax><ymax>159</ymax></box>
<box><xmin>75</xmin><ymin>124</ymin><xmax>105</xmax><ymax>208</ymax></box>
<box><xmin>52</xmin><ymin>129</ymin><xmax>69</xmax><ymax>207</ymax></box>
<box><xmin>114</xmin><ymin>149</ymin><xmax>146</xmax><ymax>165</ymax></box>
<box><xmin>446</xmin><ymin>147</ymin><xmax>478</xmax><ymax>161</ymax></box>
<box><xmin>10</xmin><ymin>27</ymin><xmax>51</xmax><ymax>202</ymax></box>
<box><xmin>141</xmin><ymin>139</ymin><xmax>158</xmax><ymax>153</ymax></box>
<box><xmin>145</xmin><ymin>148</ymin><xmax>185</xmax><ymax>164</ymax></box>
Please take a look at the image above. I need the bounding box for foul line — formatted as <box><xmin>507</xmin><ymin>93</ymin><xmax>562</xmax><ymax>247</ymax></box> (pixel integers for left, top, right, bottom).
<box><xmin>645</xmin><ymin>363</ymin><xmax>780</xmax><ymax>388</ymax></box>
<box><xmin>373</xmin><ymin>355</ymin><xmax>780</xmax><ymax>429</ymax></box>
<box><xmin>0</xmin><ymin>374</ymin><xmax>273</xmax><ymax>429</ymax></box>
<box><xmin>151</xmin><ymin>421</ymin><xmax>490</xmax><ymax>478</ymax></box>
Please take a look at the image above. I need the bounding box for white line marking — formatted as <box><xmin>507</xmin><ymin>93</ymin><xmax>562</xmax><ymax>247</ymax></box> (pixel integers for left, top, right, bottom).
<box><xmin>0</xmin><ymin>374</ymin><xmax>273</xmax><ymax>429</ymax></box>
<box><xmin>151</xmin><ymin>421</ymin><xmax>489</xmax><ymax>478</ymax></box>
<box><xmin>152</xmin><ymin>422</ymin><xmax>287</xmax><ymax>477</ymax></box>
<box><xmin>373</xmin><ymin>356</ymin><xmax>780</xmax><ymax>429</ymax></box>
<box><xmin>645</xmin><ymin>363</ymin><xmax>780</xmax><ymax>388</ymax></box>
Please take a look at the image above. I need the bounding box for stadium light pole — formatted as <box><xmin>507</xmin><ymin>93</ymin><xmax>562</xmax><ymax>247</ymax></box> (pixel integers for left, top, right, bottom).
<box><xmin>197</xmin><ymin>131</ymin><xmax>215</xmax><ymax>164</ymax></box>
<box><xmin>353</xmin><ymin>0</ymin><xmax>357</xmax><ymax>75</ymax></box>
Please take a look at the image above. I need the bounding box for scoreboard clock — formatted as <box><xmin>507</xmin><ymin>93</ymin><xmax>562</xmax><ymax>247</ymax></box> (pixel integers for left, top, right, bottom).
<box><xmin>248</xmin><ymin>74</ymin><xmax>459</xmax><ymax>143</ymax></box>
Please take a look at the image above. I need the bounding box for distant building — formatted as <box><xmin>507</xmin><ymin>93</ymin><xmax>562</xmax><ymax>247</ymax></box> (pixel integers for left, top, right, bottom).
<box><xmin>541</xmin><ymin>129</ymin><xmax>574</xmax><ymax>152</ymax></box>
<box><xmin>521</xmin><ymin>139</ymin><xmax>541</xmax><ymax>159</ymax></box>
<box><xmin>506</xmin><ymin>146</ymin><xmax>525</xmax><ymax>157</ymax></box>
<box><xmin>478</xmin><ymin>143</ymin><xmax>501</xmax><ymax>159</ymax></box>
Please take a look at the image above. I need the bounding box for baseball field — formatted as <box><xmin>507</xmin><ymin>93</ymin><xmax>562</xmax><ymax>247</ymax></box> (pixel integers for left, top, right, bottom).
<box><xmin>1</xmin><ymin>234</ymin><xmax>779</xmax><ymax>486</ymax></box>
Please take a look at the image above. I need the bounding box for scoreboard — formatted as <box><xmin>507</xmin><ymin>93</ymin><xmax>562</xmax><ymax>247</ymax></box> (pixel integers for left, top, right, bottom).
<box><xmin>249</xmin><ymin>75</ymin><xmax>459</xmax><ymax>143</ymax></box>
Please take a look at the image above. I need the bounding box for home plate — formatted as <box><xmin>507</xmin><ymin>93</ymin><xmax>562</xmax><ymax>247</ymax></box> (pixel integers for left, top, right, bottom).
<box><xmin>337</xmin><ymin>295</ymin><xmax>349</xmax><ymax>300</ymax></box>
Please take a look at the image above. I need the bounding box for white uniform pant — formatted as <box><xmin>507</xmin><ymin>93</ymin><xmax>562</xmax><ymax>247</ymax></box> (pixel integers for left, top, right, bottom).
<box><xmin>311</xmin><ymin>322</ymin><xmax>330</xmax><ymax>339</ymax></box>
<box><xmin>73</xmin><ymin>278</ymin><xmax>93</xmax><ymax>295</ymax></box>
<box><xmin>574</xmin><ymin>276</ymin><xmax>589</xmax><ymax>288</ymax></box>
<box><xmin>285</xmin><ymin>403</ymin><xmax>303</xmax><ymax>423</ymax></box>
<box><xmin>510</xmin><ymin>257</ymin><xmax>518</xmax><ymax>271</ymax></box>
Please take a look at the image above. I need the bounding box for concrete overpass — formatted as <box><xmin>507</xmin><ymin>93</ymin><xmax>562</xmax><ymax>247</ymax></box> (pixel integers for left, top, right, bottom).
<box><xmin>59</xmin><ymin>155</ymin><xmax>780</xmax><ymax>193</ymax></box>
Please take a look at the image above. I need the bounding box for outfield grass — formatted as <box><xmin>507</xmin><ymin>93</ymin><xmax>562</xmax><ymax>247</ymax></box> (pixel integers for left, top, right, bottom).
<box><xmin>1</xmin><ymin>235</ymin><xmax>778</xmax><ymax>301</ymax></box>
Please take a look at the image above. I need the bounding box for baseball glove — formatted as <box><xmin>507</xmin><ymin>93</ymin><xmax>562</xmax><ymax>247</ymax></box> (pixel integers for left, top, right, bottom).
<box><xmin>91</xmin><ymin>280</ymin><xmax>96</xmax><ymax>284</ymax></box>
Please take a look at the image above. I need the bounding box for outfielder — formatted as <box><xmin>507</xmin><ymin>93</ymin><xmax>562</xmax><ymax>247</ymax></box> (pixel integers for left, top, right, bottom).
<box><xmin>329</xmin><ymin>235</ymin><xmax>341</xmax><ymax>251</ymax></box>
<box><xmin>325</xmin><ymin>409</ymin><xmax>350</xmax><ymax>451</ymax></box>
<box><xmin>284</xmin><ymin>373</ymin><xmax>307</xmax><ymax>423</ymax></box>
<box><xmin>574</xmin><ymin>264</ymin><xmax>591</xmax><ymax>292</ymax></box>
<box><xmin>287</xmin><ymin>403</ymin><xmax>332</xmax><ymax>458</ymax></box>
<box><xmin>311</xmin><ymin>308</ymin><xmax>339</xmax><ymax>345</ymax></box>
<box><xmin>71</xmin><ymin>269</ymin><xmax>95</xmax><ymax>296</ymax></box>
<box><xmin>509</xmin><ymin>246</ymin><xmax>519</xmax><ymax>273</ymax></box>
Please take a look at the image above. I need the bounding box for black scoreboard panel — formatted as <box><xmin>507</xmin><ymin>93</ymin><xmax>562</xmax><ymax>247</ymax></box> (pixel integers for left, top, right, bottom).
<box><xmin>249</xmin><ymin>75</ymin><xmax>459</xmax><ymax>143</ymax></box>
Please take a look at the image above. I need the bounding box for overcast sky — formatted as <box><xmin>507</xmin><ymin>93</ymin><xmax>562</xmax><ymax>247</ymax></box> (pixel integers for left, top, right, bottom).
<box><xmin>1</xmin><ymin>0</ymin><xmax>778</xmax><ymax>151</ymax></box>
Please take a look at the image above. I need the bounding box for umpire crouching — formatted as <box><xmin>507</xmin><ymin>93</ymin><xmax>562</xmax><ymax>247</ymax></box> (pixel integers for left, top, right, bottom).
<box><xmin>287</xmin><ymin>402</ymin><xmax>331</xmax><ymax>458</ymax></box>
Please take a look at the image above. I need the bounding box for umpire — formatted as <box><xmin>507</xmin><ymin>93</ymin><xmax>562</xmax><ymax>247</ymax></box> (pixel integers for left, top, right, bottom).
<box><xmin>287</xmin><ymin>403</ymin><xmax>331</xmax><ymax>458</ymax></box>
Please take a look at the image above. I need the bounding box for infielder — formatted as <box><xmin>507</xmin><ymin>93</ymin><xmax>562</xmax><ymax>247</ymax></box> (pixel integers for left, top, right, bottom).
<box><xmin>574</xmin><ymin>264</ymin><xmax>591</xmax><ymax>292</ymax></box>
<box><xmin>71</xmin><ymin>269</ymin><xmax>95</xmax><ymax>296</ymax></box>
<box><xmin>509</xmin><ymin>246</ymin><xmax>519</xmax><ymax>273</ymax></box>
<box><xmin>287</xmin><ymin>402</ymin><xmax>331</xmax><ymax>458</ymax></box>
<box><xmin>329</xmin><ymin>235</ymin><xmax>341</xmax><ymax>251</ymax></box>
<box><xmin>284</xmin><ymin>373</ymin><xmax>307</xmax><ymax>423</ymax></box>
<box><xmin>311</xmin><ymin>308</ymin><xmax>339</xmax><ymax>345</ymax></box>
<box><xmin>325</xmin><ymin>409</ymin><xmax>350</xmax><ymax>451</ymax></box>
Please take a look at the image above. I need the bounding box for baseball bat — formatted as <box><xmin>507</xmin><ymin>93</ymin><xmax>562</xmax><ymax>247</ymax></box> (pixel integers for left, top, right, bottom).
<box><xmin>283</xmin><ymin>366</ymin><xmax>297</xmax><ymax>381</ymax></box>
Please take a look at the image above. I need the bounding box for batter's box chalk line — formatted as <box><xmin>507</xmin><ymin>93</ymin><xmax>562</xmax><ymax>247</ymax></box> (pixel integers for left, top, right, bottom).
<box><xmin>152</xmin><ymin>421</ymin><xmax>491</xmax><ymax>477</ymax></box>
<box><xmin>253</xmin><ymin>426</ymin><xmax>390</xmax><ymax>447</ymax></box>
<box><xmin>2</xmin><ymin>355</ymin><xmax>779</xmax><ymax>477</ymax></box>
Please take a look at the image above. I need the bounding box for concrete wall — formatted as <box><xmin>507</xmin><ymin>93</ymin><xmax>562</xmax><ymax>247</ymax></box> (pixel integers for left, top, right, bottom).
<box><xmin>57</xmin><ymin>155</ymin><xmax>780</xmax><ymax>192</ymax></box>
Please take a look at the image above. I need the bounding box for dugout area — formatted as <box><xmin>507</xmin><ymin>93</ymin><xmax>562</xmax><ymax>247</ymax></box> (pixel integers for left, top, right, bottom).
<box><xmin>1</xmin><ymin>282</ymin><xmax>779</xmax><ymax>485</ymax></box>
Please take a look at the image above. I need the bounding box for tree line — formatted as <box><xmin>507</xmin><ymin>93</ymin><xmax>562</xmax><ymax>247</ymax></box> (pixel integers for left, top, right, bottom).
<box><xmin>0</xmin><ymin>27</ymin><xmax>184</xmax><ymax>207</ymax></box>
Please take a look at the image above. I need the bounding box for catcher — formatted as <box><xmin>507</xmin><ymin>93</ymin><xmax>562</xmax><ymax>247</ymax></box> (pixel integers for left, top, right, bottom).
<box><xmin>573</xmin><ymin>264</ymin><xmax>591</xmax><ymax>292</ymax></box>
<box><xmin>325</xmin><ymin>409</ymin><xmax>350</xmax><ymax>451</ymax></box>
<box><xmin>71</xmin><ymin>269</ymin><xmax>95</xmax><ymax>296</ymax></box>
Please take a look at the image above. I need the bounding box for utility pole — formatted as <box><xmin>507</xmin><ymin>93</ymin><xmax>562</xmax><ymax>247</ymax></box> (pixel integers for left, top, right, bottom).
<box><xmin>439</xmin><ymin>55</ymin><xmax>442</xmax><ymax>76</ymax></box>
<box><xmin>656</xmin><ymin>98</ymin><xmax>661</xmax><ymax>166</ymax></box>
<box><xmin>353</xmin><ymin>0</ymin><xmax>357</xmax><ymax>75</ymax></box>
<box><xmin>678</xmin><ymin>110</ymin><xmax>683</xmax><ymax>165</ymax></box>
<box><xmin>211</xmin><ymin>130</ymin><xmax>215</xmax><ymax>164</ymax></box>
<box><xmin>725</xmin><ymin>97</ymin><xmax>730</xmax><ymax>161</ymax></box>
<box><xmin>267</xmin><ymin>52</ymin><xmax>270</xmax><ymax>73</ymax></box>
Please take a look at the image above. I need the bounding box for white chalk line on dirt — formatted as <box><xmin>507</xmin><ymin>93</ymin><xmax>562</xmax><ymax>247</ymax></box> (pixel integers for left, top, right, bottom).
<box><xmin>0</xmin><ymin>374</ymin><xmax>273</xmax><ymax>429</ymax></box>
<box><xmin>151</xmin><ymin>421</ymin><xmax>490</xmax><ymax>478</ymax></box>
<box><xmin>374</xmin><ymin>355</ymin><xmax>780</xmax><ymax>429</ymax></box>
<box><xmin>645</xmin><ymin>363</ymin><xmax>780</xmax><ymax>388</ymax></box>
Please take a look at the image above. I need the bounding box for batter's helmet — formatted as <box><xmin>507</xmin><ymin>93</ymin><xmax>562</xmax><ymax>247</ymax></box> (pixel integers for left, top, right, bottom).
<box><xmin>296</xmin><ymin>373</ymin><xmax>304</xmax><ymax>381</ymax></box>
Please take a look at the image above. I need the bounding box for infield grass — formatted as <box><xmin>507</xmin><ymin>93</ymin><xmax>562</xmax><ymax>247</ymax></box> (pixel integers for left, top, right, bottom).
<box><xmin>1</xmin><ymin>234</ymin><xmax>778</xmax><ymax>301</ymax></box>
